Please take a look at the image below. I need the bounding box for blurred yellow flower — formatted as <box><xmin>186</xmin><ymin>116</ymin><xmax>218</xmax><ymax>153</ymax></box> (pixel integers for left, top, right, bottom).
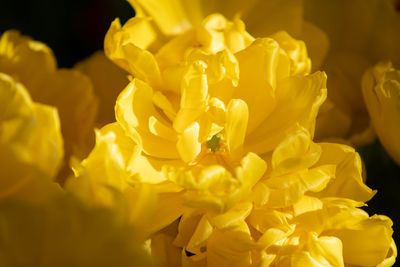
<box><xmin>75</xmin><ymin>51</ymin><xmax>129</xmax><ymax>127</ymax></box>
<box><xmin>0</xmin><ymin>193</ymin><xmax>156</xmax><ymax>267</ymax></box>
<box><xmin>67</xmin><ymin>123</ymin><xmax>186</xmax><ymax>235</ymax></box>
<box><xmin>305</xmin><ymin>0</ymin><xmax>400</xmax><ymax>146</ymax></box>
<box><xmin>0</xmin><ymin>30</ymin><xmax>98</xmax><ymax>182</ymax></box>
<box><xmin>0</xmin><ymin>72</ymin><xmax>63</xmax><ymax>202</ymax></box>
<box><xmin>362</xmin><ymin>61</ymin><xmax>400</xmax><ymax>165</ymax></box>
<box><xmin>67</xmin><ymin>3</ymin><xmax>396</xmax><ymax>266</ymax></box>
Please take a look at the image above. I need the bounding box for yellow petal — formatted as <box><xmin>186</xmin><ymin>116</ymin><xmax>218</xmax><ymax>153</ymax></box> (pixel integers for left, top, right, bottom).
<box><xmin>271</xmin><ymin>125</ymin><xmax>321</xmax><ymax>176</ymax></box>
<box><xmin>116</xmin><ymin>78</ymin><xmax>179</xmax><ymax>159</ymax></box>
<box><xmin>225</xmin><ymin>99</ymin><xmax>248</xmax><ymax>156</ymax></box>
<box><xmin>260</xmin><ymin>165</ymin><xmax>333</xmax><ymax>208</ymax></box>
<box><xmin>0</xmin><ymin>73</ymin><xmax>63</xmax><ymax>198</ymax></box>
<box><xmin>67</xmin><ymin>122</ymin><xmax>135</xmax><ymax>206</ymax></box>
<box><xmin>362</xmin><ymin>61</ymin><xmax>400</xmax><ymax>165</ymax></box>
<box><xmin>333</xmin><ymin>215</ymin><xmax>394</xmax><ymax>266</ymax></box>
<box><xmin>314</xmin><ymin>143</ymin><xmax>375</xmax><ymax>202</ymax></box>
<box><xmin>0</xmin><ymin>30</ymin><xmax>56</xmax><ymax>85</ymax></box>
<box><xmin>177</xmin><ymin>122</ymin><xmax>202</xmax><ymax>163</ymax></box>
<box><xmin>128</xmin><ymin>0</ymin><xmax>195</xmax><ymax>36</ymax></box>
<box><xmin>245</xmin><ymin>71</ymin><xmax>327</xmax><ymax>155</ymax></box>
<box><xmin>36</xmin><ymin>70</ymin><xmax>98</xmax><ymax>159</ymax></box>
<box><xmin>75</xmin><ymin>51</ymin><xmax>129</xmax><ymax>126</ymax></box>
<box><xmin>0</xmin><ymin>30</ymin><xmax>97</xmax><ymax>182</ymax></box>
<box><xmin>174</xmin><ymin>60</ymin><xmax>208</xmax><ymax>133</ymax></box>
<box><xmin>151</xmin><ymin>232</ymin><xmax>182</xmax><ymax>267</ymax></box>
<box><xmin>243</xmin><ymin>0</ymin><xmax>304</xmax><ymax>38</ymax></box>
<box><xmin>234</xmin><ymin>38</ymin><xmax>279</xmax><ymax>134</ymax></box>
<box><xmin>187</xmin><ymin>215</ymin><xmax>213</xmax><ymax>253</ymax></box>
<box><xmin>104</xmin><ymin>18</ymin><xmax>162</xmax><ymax>88</ymax></box>
<box><xmin>300</xmin><ymin>21</ymin><xmax>330</xmax><ymax>71</ymax></box>
<box><xmin>269</xmin><ymin>31</ymin><xmax>311</xmax><ymax>76</ymax></box>
<box><xmin>0</xmin><ymin>194</ymin><xmax>155</xmax><ymax>266</ymax></box>
<box><xmin>207</xmin><ymin>222</ymin><xmax>255</xmax><ymax>267</ymax></box>
<box><xmin>306</xmin><ymin>234</ymin><xmax>344</xmax><ymax>267</ymax></box>
<box><xmin>209</xmin><ymin>201</ymin><xmax>252</xmax><ymax>230</ymax></box>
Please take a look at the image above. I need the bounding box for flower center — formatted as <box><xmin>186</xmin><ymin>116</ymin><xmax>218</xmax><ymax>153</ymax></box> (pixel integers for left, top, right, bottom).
<box><xmin>206</xmin><ymin>134</ymin><xmax>220</xmax><ymax>152</ymax></box>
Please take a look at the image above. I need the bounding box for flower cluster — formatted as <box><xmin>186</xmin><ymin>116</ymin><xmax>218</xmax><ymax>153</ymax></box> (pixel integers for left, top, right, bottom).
<box><xmin>0</xmin><ymin>0</ymin><xmax>398</xmax><ymax>266</ymax></box>
<box><xmin>0</xmin><ymin>30</ymin><xmax>98</xmax><ymax>182</ymax></box>
<box><xmin>67</xmin><ymin>1</ymin><xmax>395</xmax><ymax>266</ymax></box>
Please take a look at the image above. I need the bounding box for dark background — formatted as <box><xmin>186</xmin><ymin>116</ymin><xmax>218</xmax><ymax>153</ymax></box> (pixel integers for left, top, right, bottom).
<box><xmin>1</xmin><ymin>0</ymin><xmax>399</xmax><ymax>251</ymax></box>
<box><xmin>0</xmin><ymin>0</ymin><xmax>133</xmax><ymax>67</ymax></box>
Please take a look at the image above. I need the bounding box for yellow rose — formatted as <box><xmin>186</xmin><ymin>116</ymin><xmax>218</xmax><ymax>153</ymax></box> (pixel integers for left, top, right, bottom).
<box><xmin>362</xmin><ymin>61</ymin><xmax>400</xmax><ymax>165</ymax></box>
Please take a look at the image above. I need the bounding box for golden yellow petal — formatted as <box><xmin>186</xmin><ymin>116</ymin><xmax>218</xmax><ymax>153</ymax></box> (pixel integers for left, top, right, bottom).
<box><xmin>271</xmin><ymin>126</ymin><xmax>321</xmax><ymax>176</ymax></box>
<box><xmin>225</xmin><ymin>99</ymin><xmax>248</xmax><ymax>156</ymax></box>
<box><xmin>269</xmin><ymin>31</ymin><xmax>311</xmax><ymax>76</ymax></box>
<box><xmin>0</xmin><ymin>30</ymin><xmax>56</xmax><ymax>86</ymax></box>
<box><xmin>362</xmin><ymin>61</ymin><xmax>400</xmax><ymax>165</ymax></box>
<box><xmin>177</xmin><ymin>122</ymin><xmax>202</xmax><ymax>163</ymax></box>
<box><xmin>207</xmin><ymin>222</ymin><xmax>254</xmax><ymax>267</ymax></box>
<box><xmin>333</xmin><ymin>215</ymin><xmax>394</xmax><ymax>266</ymax></box>
<box><xmin>0</xmin><ymin>73</ymin><xmax>63</xmax><ymax>198</ymax></box>
<box><xmin>174</xmin><ymin>61</ymin><xmax>208</xmax><ymax>133</ymax></box>
<box><xmin>116</xmin><ymin>78</ymin><xmax>179</xmax><ymax>158</ymax></box>
<box><xmin>245</xmin><ymin>71</ymin><xmax>327</xmax><ymax>155</ymax></box>
<box><xmin>75</xmin><ymin>51</ymin><xmax>129</xmax><ymax>126</ymax></box>
<box><xmin>104</xmin><ymin>18</ymin><xmax>162</xmax><ymax>88</ymax></box>
<box><xmin>128</xmin><ymin>0</ymin><xmax>195</xmax><ymax>36</ymax></box>
<box><xmin>314</xmin><ymin>143</ymin><xmax>375</xmax><ymax>202</ymax></box>
<box><xmin>234</xmin><ymin>38</ymin><xmax>279</xmax><ymax>134</ymax></box>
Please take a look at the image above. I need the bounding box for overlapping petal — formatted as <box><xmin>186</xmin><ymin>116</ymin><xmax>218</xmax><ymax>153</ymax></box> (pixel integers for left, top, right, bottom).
<box><xmin>0</xmin><ymin>193</ymin><xmax>155</xmax><ymax>266</ymax></box>
<box><xmin>0</xmin><ymin>73</ymin><xmax>63</xmax><ymax>200</ymax></box>
<box><xmin>69</xmin><ymin>3</ymin><xmax>397</xmax><ymax>266</ymax></box>
<box><xmin>0</xmin><ymin>30</ymin><xmax>98</xmax><ymax>182</ymax></box>
<box><xmin>362</xmin><ymin>61</ymin><xmax>400</xmax><ymax>165</ymax></box>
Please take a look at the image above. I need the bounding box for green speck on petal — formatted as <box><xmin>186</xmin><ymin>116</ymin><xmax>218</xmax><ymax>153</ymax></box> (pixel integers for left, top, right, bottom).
<box><xmin>206</xmin><ymin>135</ymin><xmax>220</xmax><ymax>152</ymax></box>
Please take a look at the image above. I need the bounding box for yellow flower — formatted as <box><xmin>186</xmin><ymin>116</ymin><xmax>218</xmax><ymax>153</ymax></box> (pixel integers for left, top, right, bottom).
<box><xmin>104</xmin><ymin>12</ymin><xmax>325</xmax><ymax>214</ymax></box>
<box><xmin>0</xmin><ymin>193</ymin><xmax>155</xmax><ymax>267</ymax></box>
<box><xmin>0</xmin><ymin>72</ymin><xmax>63</xmax><ymax>202</ymax></box>
<box><xmin>103</xmin><ymin>0</ymin><xmax>399</xmax><ymax>147</ymax></box>
<box><xmin>0</xmin><ymin>30</ymin><xmax>98</xmax><ymax>182</ymax></box>
<box><xmin>75</xmin><ymin>51</ymin><xmax>129</xmax><ymax>127</ymax></box>
<box><xmin>67</xmin><ymin>123</ymin><xmax>186</xmax><ymax>235</ymax></box>
<box><xmin>305</xmin><ymin>0</ymin><xmax>400</xmax><ymax>146</ymax></box>
<box><xmin>67</xmin><ymin>3</ymin><xmax>397</xmax><ymax>266</ymax></box>
<box><xmin>362</xmin><ymin>61</ymin><xmax>400</xmax><ymax>165</ymax></box>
